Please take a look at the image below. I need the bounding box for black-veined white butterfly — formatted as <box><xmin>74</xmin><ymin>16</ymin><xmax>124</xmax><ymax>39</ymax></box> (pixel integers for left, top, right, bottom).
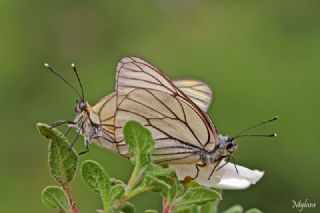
<box><xmin>44</xmin><ymin>59</ymin><xmax>214</xmax><ymax>156</ymax></box>
<box><xmin>45</xmin><ymin>57</ymin><xmax>277</xmax><ymax>189</ymax></box>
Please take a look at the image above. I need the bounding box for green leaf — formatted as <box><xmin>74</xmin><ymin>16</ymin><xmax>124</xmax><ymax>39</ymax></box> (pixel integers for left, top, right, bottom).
<box><xmin>159</xmin><ymin>174</ymin><xmax>185</xmax><ymax>204</ymax></box>
<box><xmin>42</xmin><ymin>186</ymin><xmax>71</xmax><ymax>212</ymax></box>
<box><xmin>245</xmin><ymin>209</ymin><xmax>263</xmax><ymax>213</ymax></box>
<box><xmin>110</xmin><ymin>184</ymin><xmax>125</xmax><ymax>202</ymax></box>
<box><xmin>145</xmin><ymin>210</ymin><xmax>158</xmax><ymax>213</ymax></box>
<box><xmin>118</xmin><ymin>202</ymin><xmax>135</xmax><ymax>213</ymax></box>
<box><xmin>110</xmin><ymin>178</ymin><xmax>125</xmax><ymax>186</ymax></box>
<box><xmin>191</xmin><ymin>205</ymin><xmax>201</xmax><ymax>213</ymax></box>
<box><xmin>146</xmin><ymin>164</ymin><xmax>174</xmax><ymax>177</ymax></box>
<box><xmin>37</xmin><ymin>123</ymin><xmax>78</xmax><ymax>185</ymax></box>
<box><xmin>81</xmin><ymin>160</ymin><xmax>111</xmax><ymax>209</ymax></box>
<box><xmin>221</xmin><ymin>205</ymin><xmax>244</xmax><ymax>213</ymax></box>
<box><xmin>144</xmin><ymin>174</ymin><xmax>171</xmax><ymax>192</ymax></box>
<box><xmin>183</xmin><ymin>179</ymin><xmax>200</xmax><ymax>188</ymax></box>
<box><xmin>201</xmin><ymin>201</ymin><xmax>219</xmax><ymax>213</ymax></box>
<box><xmin>143</xmin><ymin>164</ymin><xmax>175</xmax><ymax>192</ymax></box>
<box><xmin>123</xmin><ymin>121</ymin><xmax>155</xmax><ymax>189</ymax></box>
<box><xmin>174</xmin><ymin>186</ymin><xmax>221</xmax><ymax>209</ymax></box>
<box><xmin>171</xmin><ymin>205</ymin><xmax>196</xmax><ymax>213</ymax></box>
<box><xmin>124</xmin><ymin>121</ymin><xmax>154</xmax><ymax>167</ymax></box>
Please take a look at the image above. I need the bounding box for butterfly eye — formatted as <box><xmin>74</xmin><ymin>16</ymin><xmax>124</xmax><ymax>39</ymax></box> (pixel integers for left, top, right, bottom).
<box><xmin>74</xmin><ymin>100</ymin><xmax>86</xmax><ymax>113</ymax></box>
<box><xmin>79</xmin><ymin>101</ymin><xmax>87</xmax><ymax>110</ymax></box>
<box><xmin>74</xmin><ymin>104</ymin><xmax>81</xmax><ymax>113</ymax></box>
<box><xmin>226</xmin><ymin>141</ymin><xmax>237</xmax><ymax>152</ymax></box>
<box><xmin>226</xmin><ymin>143</ymin><xmax>233</xmax><ymax>149</ymax></box>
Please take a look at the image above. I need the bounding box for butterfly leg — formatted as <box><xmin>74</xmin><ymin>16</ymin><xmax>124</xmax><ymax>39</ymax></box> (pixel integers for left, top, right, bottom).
<box><xmin>78</xmin><ymin>140</ymin><xmax>90</xmax><ymax>155</ymax></box>
<box><xmin>216</xmin><ymin>156</ymin><xmax>231</xmax><ymax>171</ymax></box>
<box><xmin>193</xmin><ymin>163</ymin><xmax>206</xmax><ymax>179</ymax></box>
<box><xmin>230</xmin><ymin>154</ymin><xmax>239</xmax><ymax>174</ymax></box>
<box><xmin>208</xmin><ymin>158</ymin><xmax>224</xmax><ymax>180</ymax></box>
<box><xmin>64</xmin><ymin>127</ymin><xmax>72</xmax><ymax>137</ymax></box>
<box><xmin>51</xmin><ymin>120</ymin><xmax>75</xmax><ymax>128</ymax></box>
<box><xmin>69</xmin><ymin>131</ymin><xmax>80</xmax><ymax>149</ymax></box>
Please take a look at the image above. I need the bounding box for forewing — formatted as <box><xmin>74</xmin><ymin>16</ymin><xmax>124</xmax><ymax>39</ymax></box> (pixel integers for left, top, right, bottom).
<box><xmin>115</xmin><ymin>57</ymin><xmax>218</xmax><ymax>163</ymax></box>
<box><xmin>90</xmin><ymin>92</ymin><xmax>118</xmax><ymax>152</ymax></box>
<box><xmin>173</xmin><ymin>79</ymin><xmax>213</xmax><ymax>112</ymax></box>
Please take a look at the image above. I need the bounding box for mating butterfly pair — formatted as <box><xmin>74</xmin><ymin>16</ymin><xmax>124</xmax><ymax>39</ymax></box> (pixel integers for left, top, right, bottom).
<box><xmin>47</xmin><ymin>57</ymin><xmax>276</xmax><ymax>189</ymax></box>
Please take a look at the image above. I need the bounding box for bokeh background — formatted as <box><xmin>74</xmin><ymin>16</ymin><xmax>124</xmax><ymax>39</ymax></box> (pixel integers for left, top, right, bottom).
<box><xmin>0</xmin><ymin>0</ymin><xmax>319</xmax><ymax>212</ymax></box>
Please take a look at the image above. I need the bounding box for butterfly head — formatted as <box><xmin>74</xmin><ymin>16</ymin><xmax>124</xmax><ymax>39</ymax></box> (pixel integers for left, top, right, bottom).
<box><xmin>74</xmin><ymin>100</ymin><xmax>88</xmax><ymax>114</ymax></box>
<box><xmin>217</xmin><ymin>135</ymin><xmax>238</xmax><ymax>156</ymax></box>
<box><xmin>225</xmin><ymin>137</ymin><xmax>238</xmax><ymax>153</ymax></box>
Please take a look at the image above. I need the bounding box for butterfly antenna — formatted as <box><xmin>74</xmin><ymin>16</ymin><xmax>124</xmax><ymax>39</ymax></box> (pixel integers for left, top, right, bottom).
<box><xmin>231</xmin><ymin>116</ymin><xmax>279</xmax><ymax>140</ymax></box>
<box><xmin>232</xmin><ymin>133</ymin><xmax>277</xmax><ymax>139</ymax></box>
<box><xmin>44</xmin><ymin>63</ymin><xmax>82</xmax><ymax>99</ymax></box>
<box><xmin>71</xmin><ymin>63</ymin><xmax>85</xmax><ymax>100</ymax></box>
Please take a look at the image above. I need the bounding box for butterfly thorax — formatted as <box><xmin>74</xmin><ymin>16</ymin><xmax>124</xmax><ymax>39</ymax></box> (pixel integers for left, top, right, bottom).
<box><xmin>70</xmin><ymin>100</ymin><xmax>98</xmax><ymax>139</ymax></box>
<box><xmin>201</xmin><ymin>134</ymin><xmax>238</xmax><ymax>165</ymax></box>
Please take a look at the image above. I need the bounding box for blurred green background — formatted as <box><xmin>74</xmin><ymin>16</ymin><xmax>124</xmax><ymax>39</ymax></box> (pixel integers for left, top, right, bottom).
<box><xmin>0</xmin><ymin>0</ymin><xmax>319</xmax><ymax>212</ymax></box>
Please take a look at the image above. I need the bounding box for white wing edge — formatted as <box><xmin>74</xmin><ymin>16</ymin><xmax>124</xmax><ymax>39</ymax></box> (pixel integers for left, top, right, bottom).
<box><xmin>173</xmin><ymin>79</ymin><xmax>213</xmax><ymax>112</ymax></box>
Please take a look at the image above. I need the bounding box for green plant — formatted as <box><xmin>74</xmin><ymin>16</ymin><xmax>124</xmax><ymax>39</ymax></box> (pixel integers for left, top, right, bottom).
<box><xmin>37</xmin><ymin>121</ymin><xmax>263</xmax><ymax>213</ymax></box>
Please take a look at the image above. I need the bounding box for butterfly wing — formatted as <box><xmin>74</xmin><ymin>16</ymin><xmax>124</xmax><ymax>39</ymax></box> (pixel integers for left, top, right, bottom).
<box><xmin>173</xmin><ymin>79</ymin><xmax>213</xmax><ymax>112</ymax></box>
<box><xmin>115</xmin><ymin>57</ymin><xmax>218</xmax><ymax>164</ymax></box>
<box><xmin>89</xmin><ymin>79</ymin><xmax>213</xmax><ymax>155</ymax></box>
<box><xmin>89</xmin><ymin>92</ymin><xmax>119</xmax><ymax>152</ymax></box>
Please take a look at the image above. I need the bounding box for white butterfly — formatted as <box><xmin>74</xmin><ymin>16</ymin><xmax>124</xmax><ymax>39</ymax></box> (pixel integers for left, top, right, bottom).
<box><xmin>75</xmin><ymin>77</ymin><xmax>213</xmax><ymax>155</ymax></box>
<box><xmin>112</xmin><ymin>57</ymin><xmax>264</xmax><ymax>189</ymax></box>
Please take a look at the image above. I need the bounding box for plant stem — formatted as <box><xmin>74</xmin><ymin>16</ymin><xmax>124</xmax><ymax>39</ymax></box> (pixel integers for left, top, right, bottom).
<box><xmin>126</xmin><ymin>164</ymin><xmax>142</xmax><ymax>192</ymax></box>
<box><xmin>129</xmin><ymin>185</ymin><xmax>152</xmax><ymax>201</ymax></box>
<box><xmin>162</xmin><ymin>198</ymin><xmax>171</xmax><ymax>213</ymax></box>
<box><xmin>62</xmin><ymin>184</ymin><xmax>79</xmax><ymax>213</ymax></box>
<box><xmin>113</xmin><ymin>185</ymin><xmax>153</xmax><ymax>209</ymax></box>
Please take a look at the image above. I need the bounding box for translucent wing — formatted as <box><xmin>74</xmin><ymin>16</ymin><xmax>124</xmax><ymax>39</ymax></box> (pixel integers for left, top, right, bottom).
<box><xmin>89</xmin><ymin>92</ymin><xmax>119</xmax><ymax>153</ymax></box>
<box><xmin>115</xmin><ymin>57</ymin><xmax>219</xmax><ymax>164</ymax></box>
<box><xmin>173</xmin><ymin>79</ymin><xmax>212</xmax><ymax>112</ymax></box>
<box><xmin>89</xmin><ymin>79</ymin><xmax>212</xmax><ymax>154</ymax></box>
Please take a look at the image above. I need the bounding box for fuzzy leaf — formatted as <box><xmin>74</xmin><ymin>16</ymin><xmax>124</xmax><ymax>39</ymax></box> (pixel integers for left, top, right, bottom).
<box><xmin>145</xmin><ymin>210</ymin><xmax>158</xmax><ymax>213</ymax></box>
<box><xmin>174</xmin><ymin>186</ymin><xmax>221</xmax><ymax>209</ymax></box>
<box><xmin>110</xmin><ymin>178</ymin><xmax>125</xmax><ymax>186</ymax></box>
<box><xmin>171</xmin><ymin>205</ymin><xmax>197</xmax><ymax>213</ymax></box>
<box><xmin>81</xmin><ymin>160</ymin><xmax>110</xmax><ymax>208</ymax></box>
<box><xmin>37</xmin><ymin>123</ymin><xmax>78</xmax><ymax>185</ymax></box>
<box><xmin>110</xmin><ymin>184</ymin><xmax>125</xmax><ymax>202</ymax></box>
<box><xmin>201</xmin><ymin>201</ymin><xmax>219</xmax><ymax>213</ymax></box>
<box><xmin>245</xmin><ymin>209</ymin><xmax>263</xmax><ymax>213</ymax></box>
<box><xmin>192</xmin><ymin>205</ymin><xmax>202</xmax><ymax>213</ymax></box>
<box><xmin>42</xmin><ymin>186</ymin><xmax>71</xmax><ymax>212</ymax></box>
<box><xmin>160</xmin><ymin>174</ymin><xmax>185</xmax><ymax>204</ymax></box>
<box><xmin>118</xmin><ymin>202</ymin><xmax>135</xmax><ymax>213</ymax></box>
<box><xmin>221</xmin><ymin>205</ymin><xmax>244</xmax><ymax>213</ymax></box>
<box><xmin>143</xmin><ymin>164</ymin><xmax>175</xmax><ymax>192</ymax></box>
<box><xmin>123</xmin><ymin>121</ymin><xmax>154</xmax><ymax>169</ymax></box>
<box><xmin>123</xmin><ymin>121</ymin><xmax>156</xmax><ymax>190</ymax></box>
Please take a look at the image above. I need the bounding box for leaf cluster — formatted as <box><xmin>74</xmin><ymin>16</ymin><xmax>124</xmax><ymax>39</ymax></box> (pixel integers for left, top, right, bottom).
<box><xmin>37</xmin><ymin>121</ymin><xmax>263</xmax><ymax>213</ymax></box>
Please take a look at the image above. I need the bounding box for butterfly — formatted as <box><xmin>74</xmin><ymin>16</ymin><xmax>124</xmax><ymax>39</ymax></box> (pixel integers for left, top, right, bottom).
<box><xmin>45</xmin><ymin>57</ymin><xmax>276</xmax><ymax>189</ymax></box>
<box><xmin>112</xmin><ymin>57</ymin><xmax>276</xmax><ymax>189</ymax></box>
<box><xmin>45</xmin><ymin>60</ymin><xmax>214</xmax><ymax>157</ymax></box>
